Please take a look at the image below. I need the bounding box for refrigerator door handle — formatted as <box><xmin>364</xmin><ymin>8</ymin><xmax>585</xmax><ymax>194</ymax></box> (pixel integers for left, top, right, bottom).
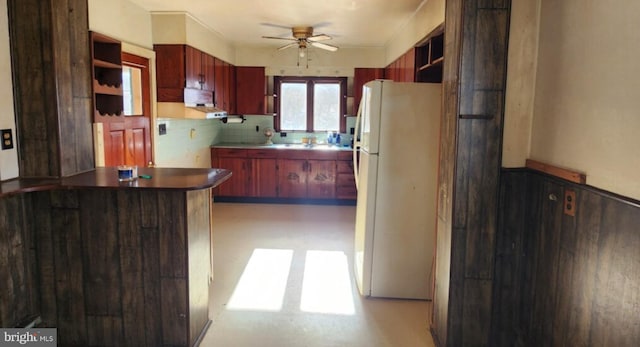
<box><xmin>353</xmin><ymin>97</ymin><xmax>363</xmax><ymax>190</ymax></box>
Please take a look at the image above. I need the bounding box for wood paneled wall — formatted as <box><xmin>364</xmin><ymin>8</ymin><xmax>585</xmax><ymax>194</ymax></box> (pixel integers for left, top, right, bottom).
<box><xmin>433</xmin><ymin>0</ymin><xmax>511</xmax><ymax>345</ymax></box>
<box><xmin>493</xmin><ymin>169</ymin><xmax>640</xmax><ymax>346</ymax></box>
<box><xmin>0</xmin><ymin>195</ymin><xmax>38</xmax><ymax>327</ymax></box>
<box><xmin>24</xmin><ymin>189</ymin><xmax>211</xmax><ymax>346</ymax></box>
<box><xmin>8</xmin><ymin>0</ymin><xmax>94</xmax><ymax>177</ymax></box>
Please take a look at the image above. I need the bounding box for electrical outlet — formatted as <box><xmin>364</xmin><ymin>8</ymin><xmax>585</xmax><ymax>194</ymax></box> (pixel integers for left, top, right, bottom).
<box><xmin>280</xmin><ymin>132</ymin><xmax>287</xmax><ymax>137</ymax></box>
<box><xmin>256</xmin><ymin>125</ymin><xmax>260</xmax><ymax>132</ymax></box>
<box><xmin>564</xmin><ymin>189</ymin><xmax>576</xmax><ymax>216</ymax></box>
<box><xmin>1</xmin><ymin>129</ymin><xmax>13</xmax><ymax>150</ymax></box>
<box><xmin>158</xmin><ymin>123</ymin><xmax>167</xmax><ymax>135</ymax></box>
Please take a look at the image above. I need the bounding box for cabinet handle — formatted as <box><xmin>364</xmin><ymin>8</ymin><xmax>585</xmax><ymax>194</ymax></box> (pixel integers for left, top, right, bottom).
<box><xmin>308</xmin><ymin>162</ymin><xmax>312</xmax><ymax>172</ymax></box>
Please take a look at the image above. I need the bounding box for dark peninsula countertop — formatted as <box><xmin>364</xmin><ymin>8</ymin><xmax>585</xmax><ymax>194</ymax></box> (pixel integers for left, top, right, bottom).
<box><xmin>61</xmin><ymin>167</ymin><xmax>232</xmax><ymax>190</ymax></box>
<box><xmin>0</xmin><ymin>167</ymin><xmax>232</xmax><ymax>198</ymax></box>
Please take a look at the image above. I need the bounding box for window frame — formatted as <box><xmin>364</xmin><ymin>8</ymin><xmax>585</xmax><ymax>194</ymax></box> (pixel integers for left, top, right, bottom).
<box><xmin>274</xmin><ymin>76</ymin><xmax>347</xmax><ymax>133</ymax></box>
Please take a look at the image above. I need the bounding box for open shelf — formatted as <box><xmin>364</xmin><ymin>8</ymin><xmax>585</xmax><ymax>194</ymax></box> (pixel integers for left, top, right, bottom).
<box><xmin>91</xmin><ymin>32</ymin><xmax>123</xmax><ymax>119</ymax></box>
<box><xmin>414</xmin><ymin>25</ymin><xmax>444</xmax><ymax>83</ymax></box>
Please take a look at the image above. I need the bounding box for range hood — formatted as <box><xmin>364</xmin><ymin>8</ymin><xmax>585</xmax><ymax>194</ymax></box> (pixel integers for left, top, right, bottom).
<box><xmin>184</xmin><ymin>103</ymin><xmax>228</xmax><ymax>119</ymax></box>
<box><xmin>156</xmin><ymin>88</ymin><xmax>228</xmax><ymax>119</ymax></box>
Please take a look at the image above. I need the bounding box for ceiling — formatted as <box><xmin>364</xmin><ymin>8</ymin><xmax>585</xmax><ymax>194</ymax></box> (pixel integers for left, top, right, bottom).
<box><xmin>127</xmin><ymin>0</ymin><xmax>428</xmax><ymax>48</ymax></box>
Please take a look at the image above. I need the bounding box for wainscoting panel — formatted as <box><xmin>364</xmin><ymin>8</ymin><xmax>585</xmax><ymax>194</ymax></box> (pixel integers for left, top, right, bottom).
<box><xmin>493</xmin><ymin>169</ymin><xmax>640</xmax><ymax>346</ymax></box>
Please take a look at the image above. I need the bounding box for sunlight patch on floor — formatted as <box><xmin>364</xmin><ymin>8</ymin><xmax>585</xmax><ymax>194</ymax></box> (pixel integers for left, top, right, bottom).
<box><xmin>226</xmin><ymin>248</ymin><xmax>293</xmax><ymax>312</ymax></box>
<box><xmin>300</xmin><ymin>250</ymin><xmax>356</xmax><ymax>315</ymax></box>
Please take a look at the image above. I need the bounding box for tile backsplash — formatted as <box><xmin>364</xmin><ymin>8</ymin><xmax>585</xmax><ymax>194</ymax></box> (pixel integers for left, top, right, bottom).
<box><xmin>219</xmin><ymin>115</ymin><xmax>357</xmax><ymax>145</ymax></box>
<box><xmin>155</xmin><ymin>115</ymin><xmax>357</xmax><ymax>168</ymax></box>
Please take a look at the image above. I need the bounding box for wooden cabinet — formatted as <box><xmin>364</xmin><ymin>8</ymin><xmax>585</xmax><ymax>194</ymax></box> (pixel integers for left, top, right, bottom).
<box><xmin>91</xmin><ymin>32</ymin><xmax>123</xmax><ymax>117</ymax></box>
<box><xmin>154</xmin><ymin>44</ymin><xmax>220</xmax><ymax>103</ymax></box>
<box><xmin>385</xmin><ymin>48</ymin><xmax>416</xmax><ymax>83</ymax></box>
<box><xmin>353</xmin><ymin>68</ymin><xmax>385</xmax><ymax>114</ymax></box>
<box><xmin>211</xmin><ymin>148</ymin><xmax>277</xmax><ymax>198</ymax></box>
<box><xmin>277</xmin><ymin>150</ymin><xmax>336</xmax><ymax>199</ymax></box>
<box><xmin>236</xmin><ymin>67</ymin><xmax>267</xmax><ymax>114</ymax></box>
<box><xmin>212</xmin><ymin>147</ymin><xmax>351</xmax><ymax>200</ymax></box>
<box><xmin>415</xmin><ymin>25</ymin><xmax>444</xmax><ymax>83</ymax></box>
<box><xmin>336</xmin><ymin>151</ymin><xmax>357</xmax><ymax>199</ymax></box>
<box><xmin>247</xmin><ymin>149</ymin><xmax>277</xmax><ymax>197</ymax></box>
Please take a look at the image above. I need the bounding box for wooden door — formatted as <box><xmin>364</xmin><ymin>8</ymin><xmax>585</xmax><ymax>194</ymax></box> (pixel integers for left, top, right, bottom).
<box><xmin>103</xmin><ymin>119</ymin><xmax>126</xmax><ymax>165</ymax></box>
<box><xmin>124</xmin><ymin>116</ymin><xmax>151</xmax><ymax>167</ymax></box>
<box><xmin>277</xmin><ymin>159</ymin><xmax>307</xmax><ymax>198</ymax></box>
<box><xmin>216</xmin><ymin>157</ymin><xmax>248</xmax><ymax>196</ymax></box>
<box><xmin>307</xmin><ymin>160</ymin><xmax>336</xmax><ymax>199</ymax></box>
<box><xmin>100</xmin><ymin>52</ymin><xmax>152</xmax><ymax>167</ymax></box>
<box><xmin>251</xmin><ymin>158</ymin><xmax>277</xmax><ymax>198</ymax></box>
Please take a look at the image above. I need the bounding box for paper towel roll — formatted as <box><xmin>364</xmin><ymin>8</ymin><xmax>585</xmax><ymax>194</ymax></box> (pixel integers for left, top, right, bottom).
<box><xmin>223</xmin><ymin>116</ymin><xmax>245</xmax><ymax>124</ymax></box>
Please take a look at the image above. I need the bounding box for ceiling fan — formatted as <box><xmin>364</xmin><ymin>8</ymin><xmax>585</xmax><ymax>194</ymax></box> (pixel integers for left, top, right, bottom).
<box><xmin>262</xmin><ymin>26</ymin><xmax>339</xmax><ymax>53</ymax></box>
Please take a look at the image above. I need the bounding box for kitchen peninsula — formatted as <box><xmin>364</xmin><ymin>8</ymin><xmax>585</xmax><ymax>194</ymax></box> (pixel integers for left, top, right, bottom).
<box><xmin>0</xmin><ymin>167</ymin><xmax>231</xmax><ymax>347</ymax></box>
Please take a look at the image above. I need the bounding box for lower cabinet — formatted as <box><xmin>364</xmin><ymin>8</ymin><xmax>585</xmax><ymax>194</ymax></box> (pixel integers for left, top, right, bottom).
<box><xmin>212</xmin><ymin>148</ymin><xmax>278</xmax><ymax>198</ymax></box>
<box><xmin>336</xmin><ymin>151</ymin><xmax>357</xmax><ymax>199</ymax></box>
<box><xmin>212</xmin><ymin>147</ymin><xmax>354</xmax><ymax>200</ymax></box>
<box><xmin>277</xmin><ymin>159</ymin><xmax>336</xmax><ymax>199</ymax></box>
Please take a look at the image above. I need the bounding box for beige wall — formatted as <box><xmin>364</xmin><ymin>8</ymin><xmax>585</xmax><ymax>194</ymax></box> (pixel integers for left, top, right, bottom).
<box><xmin>385</xmin><ymin>0</ymin><xmax>445</xmax><ymax>65</ymax></box>
<box><xmin>0</xmin><ymin>0</ymin><xmax>19</xmax><ymax>180</ymax></box>
<box><xmin>502</xmin><ymin>0</ymin><xmax>540</xmax><ymax>167</ymax></box>
<box><xmin>504</xmin><ymin>0</ymin><xmax>640</xmax><ymax>200</ymax></box>
<box><xmin>152</xmin><ymin>12</ymin><xmax>235</xmax><ymax>63</ymax></box>
<box><xmin>88</xmin><ymin>0</ymin><xmax>153</xmax><ymax>48</ymax></box>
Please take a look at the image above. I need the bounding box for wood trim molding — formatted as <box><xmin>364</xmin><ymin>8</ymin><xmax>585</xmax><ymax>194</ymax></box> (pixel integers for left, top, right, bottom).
<box><xmin>525</xmin><ymin>159</ymin><xmax>587</xmax><ymax>184</ymax></box>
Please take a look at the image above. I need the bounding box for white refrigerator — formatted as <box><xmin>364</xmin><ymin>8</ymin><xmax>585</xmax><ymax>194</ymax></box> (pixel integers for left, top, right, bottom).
<box><xmin>353</xmin><ymin>80</ymin><xmax>441</xmax><ymax>300</ymax></box>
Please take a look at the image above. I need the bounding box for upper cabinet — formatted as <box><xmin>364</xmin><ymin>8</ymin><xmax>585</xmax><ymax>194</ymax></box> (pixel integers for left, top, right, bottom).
<box><xmin>415</xmin><ymin>25</ymin><xmax>444</xmax><ymax>83</ymax></box>
<box><xmin>154</xmin><ymin>44</ymin><xmax>186</xmax><ymax>102</ymax></box>
<box><xmin>385</xmin><ymin>48</ymin><xmax>416</xmax><ymax>83</ymax></box>
<box><xmin>91</xmin><ymin>32</ymin><xmax>123</xmax><ymax>117</ymax></box>
<box><xmin>235</xmin><ymin>67</ymin><xmax>266</xmax><ymax>115</ymax></box>
<box><xmin>154</xmin><ymin>44</ymin><xmax>229</xmax><ymax>106</ymax></box>
<box><xmin>352</xmin><ymin>68</ymin><xmax>385</xmax><ymax>114</ymax></box>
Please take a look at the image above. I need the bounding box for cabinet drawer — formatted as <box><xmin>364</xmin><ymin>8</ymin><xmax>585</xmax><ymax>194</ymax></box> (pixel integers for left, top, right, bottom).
<box><xmin>336</xmin><ymin>160</ymin><xmax>354</xmax><ymax>173</ymax></box>
<box><xmin>246</xmin><ymin>149</ymin><xmax>277</xmax><ymax>158</ymax></box>
<box><xmin>213</xmin><ymin>148</ymin><xmax>248</xmax><ymax>158</ymax></box>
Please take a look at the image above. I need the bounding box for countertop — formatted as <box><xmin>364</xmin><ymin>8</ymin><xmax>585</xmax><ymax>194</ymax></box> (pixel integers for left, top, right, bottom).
<box><xmin>212</xmin><ymin>142</ymin><xmax>354</xmax><ymax>151</ymax></box>
<box><xmin>0</xmin><ymin>167</ymin><xmax>232</xmax><ymax>198</ymax></box>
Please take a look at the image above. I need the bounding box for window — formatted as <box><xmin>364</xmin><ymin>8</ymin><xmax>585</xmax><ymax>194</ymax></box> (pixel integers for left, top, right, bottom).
<box><xmin>275</xmin><ymin>76</ymin><xmax>346</xmax><ymax>133</ymax></box>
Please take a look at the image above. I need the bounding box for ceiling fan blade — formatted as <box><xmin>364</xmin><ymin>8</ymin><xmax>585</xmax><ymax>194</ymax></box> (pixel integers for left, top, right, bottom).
<box><xmin>277</xmin><ymin>42</ymin><xmax>299</xmax><ymax>51</ymax></box>
<box><xmin>308</xmin><ymin>34</ymin><xmax>331</xmax><ymax>42</ymax></box>
<box><xmin>259</xmin><ymin>22</ymin><xmax>292</xmax><ymax>30</ymax></box>
<box><xmin>262</xmin><ymin>36</ymin><xmax>296</xmax><ymax>41</ymax></box>
<box><xmin>310</xmin><ymin>41</ymin><xmax>338</xmax><ymax>52</ymax></box>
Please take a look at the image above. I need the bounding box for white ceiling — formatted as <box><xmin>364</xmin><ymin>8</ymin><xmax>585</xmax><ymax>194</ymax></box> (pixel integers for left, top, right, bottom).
<box><xmin>127</xmin><ymin>0</ymin><xmax>427</xmax><ymax>49</ymax></box>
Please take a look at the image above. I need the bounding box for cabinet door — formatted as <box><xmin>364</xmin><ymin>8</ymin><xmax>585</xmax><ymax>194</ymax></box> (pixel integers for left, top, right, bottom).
<box><xmin>307</xmin><ymin>160</ymin><xmax>336</xmax><ymax>199</ymax></box>
<box><xmin>228</xmin><ymin>64</ymin><xmax>236</xmax><ymax>114</ymax></box>
<box><xmin>216</xmin><ymin>157</ymin><xmax>248</xmax><ymax>196</ymax></box>
<box><xmin>202</xmin><ymin>53</ymin><xmax>216</xmax><ymax>92</ymax></box>
<box><xmin>185</xmin><ymin>46</ymin><xmax>203</xmax><ymax>89</ymax></box>
<box><xmin>353</xmin><ymin>68</ymin><xmax>384</xmax><ymax>114</ymax></box>
<box><xmin>214</xmin><ymin>57</ymin><xmax>225</xmax><ymax>108</ymax></box>
<box><xmin>277</xmin><ymin>159</ymin><xmax>307</xmax><ymax>198</ymax></box>
<box><xmin>236</xmin><ymin>67</ymin><xmax>266</xmax><ymax>114</ymax></box>
<box><xmin>154</xmin><ymin>44</ymin><xmax>186</xmax><ymax>102</ymax></box>
<box><xmin>252</xmin><ymin>158</ymin><xmax>277</xmax><ymax>198</ymax></box>
<box><xmin>404</xmin><ymin>48</ymin><xmax>416</xmax><ymax>82</ymax></box>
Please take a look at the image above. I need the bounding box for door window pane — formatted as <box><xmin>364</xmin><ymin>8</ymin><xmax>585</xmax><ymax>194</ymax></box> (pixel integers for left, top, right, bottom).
<box><xmin>280</xmin><ymin>82</ymin><xmax>307</xmax><ymax>131</ymax></box>
<box><xmin>313</xmin><ymin>83</ymin><xmax>340</xmax><ymax>132</ymax></box>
